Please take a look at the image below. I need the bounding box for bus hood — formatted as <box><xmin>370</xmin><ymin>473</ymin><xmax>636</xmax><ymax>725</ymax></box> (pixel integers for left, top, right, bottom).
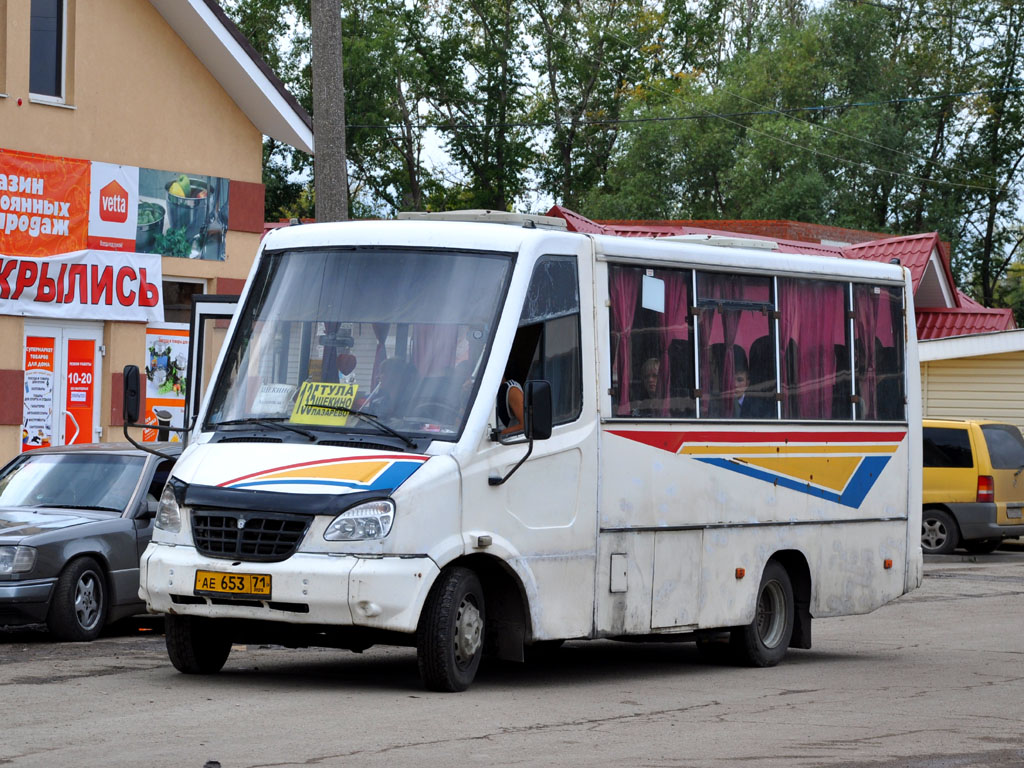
<box><xmin>172</xmin><ymin>442</ymin><xmax>431</xmax><ymax>495</ymax></box>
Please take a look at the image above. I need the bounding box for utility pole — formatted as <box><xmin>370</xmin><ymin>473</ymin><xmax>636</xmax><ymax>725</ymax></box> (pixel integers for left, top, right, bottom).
<box><xmin>310</xmin><ymin>0</ymin><xmax>349</xmax><ymax>221</ymax></box>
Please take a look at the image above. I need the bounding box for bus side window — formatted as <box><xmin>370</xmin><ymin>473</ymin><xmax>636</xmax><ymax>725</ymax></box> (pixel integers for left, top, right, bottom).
<box><xmin>853</xmin><ymin>284</ymin><xmax>905</xmax><ymax>421</ymax></box>
<box><xmin>608</xmin><ymin>265</ymin><xmax>694</xmax><ymax>418</ymax></box>
<box><xmin>502</xmin><ymin>255</ymin><xmax>582</xmax><ymax>428</ymax></box>
<box><xmin>778</xmin><ymin>277</ymin><xmax>850</xmax><ymax>420</ymax></box>
<box><xmin>695</xmin><ymin>271</ymin><xmax>775</xmax><ymax>420</ymax></box>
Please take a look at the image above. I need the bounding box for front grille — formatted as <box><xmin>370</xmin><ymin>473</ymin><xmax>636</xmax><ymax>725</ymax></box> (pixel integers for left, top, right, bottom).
<box><xmin>192</xmin><ymin>509</ymin><xmax>310</xmax><ymax>562</ymax></box>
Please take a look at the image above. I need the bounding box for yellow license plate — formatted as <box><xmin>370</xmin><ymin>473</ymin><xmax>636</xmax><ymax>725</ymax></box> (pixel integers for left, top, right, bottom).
<box><xmin>194</xmin><ymin>570</ymin><xmax>272</xmax><ymax>598</ymax></box>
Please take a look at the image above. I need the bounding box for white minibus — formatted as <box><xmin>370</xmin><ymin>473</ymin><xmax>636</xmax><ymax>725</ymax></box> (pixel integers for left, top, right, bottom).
<box><xmin>136</xmin><ymin>211</ymin><xmax>923</xmax><ymax>691</ymax></box>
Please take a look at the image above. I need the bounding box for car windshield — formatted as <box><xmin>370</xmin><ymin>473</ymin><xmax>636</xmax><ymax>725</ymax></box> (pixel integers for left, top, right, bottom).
<box><xmin>0</xmin><ymin>454</ymin><xmax>146</xmax><ymax>511</ymax></box>
<box><xmin>204</xmin><ymin>247</ymin><xmax>514</xmax><ymax>442</ymax></box>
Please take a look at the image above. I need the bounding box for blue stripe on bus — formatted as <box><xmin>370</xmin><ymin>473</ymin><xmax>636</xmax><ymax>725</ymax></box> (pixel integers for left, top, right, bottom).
<box><xmin>696</xmin><ymin>455</ymin><xmax>892</xmax><ymax>510</ymax></box>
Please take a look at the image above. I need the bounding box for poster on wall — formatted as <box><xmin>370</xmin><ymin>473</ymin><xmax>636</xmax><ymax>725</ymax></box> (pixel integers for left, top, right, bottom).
<box><xmin>1</xmin><ymin>147</ymin><xmax>230</xmax><ymax>262</ymax></box>
<box><xmin>22</xmin><ymin>337</ymin><xmax>55</xmax><ymax>452</ymax></box>
<box><xmin>143</xmin><ymin>326</ymin><xmax>190</xmax><ymax>442</ymax></box>
<box><xmin>137</xmin><ymin>168</ymin><xmax>229</xmax><ymax>261</ymax></box>
<box><xmin>0</xmin><ymin>148</ymin><xmax>90</xmax><ymax>257</ymax></box>
<box><xmin>64</xmin><ymin>339</ymin><xmax>95</xmax><ymax>446</ymax></box>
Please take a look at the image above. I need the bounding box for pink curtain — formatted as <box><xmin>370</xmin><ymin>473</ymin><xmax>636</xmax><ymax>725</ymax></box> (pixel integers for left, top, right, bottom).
<box><xmin>697</xmin><ymin>274</ymin><xmax>743</xmax><ymax>417</ymax></box>
<box><xmin>657</xmin><ymin>269</ymin><xmax>690</xmax><ymax>416</ymax></box>
<box><xmin>854</xmin><ymin>285</ymin><xmax>880</xmax><ymax>419</ymax></box>
<box><xmin>779</xmin><ymin>279</ymin><xmax>845</xmax><ymax>419</ymax></box>
<box><xmin>371</xmin><ymin>323</ymin><xmax>390</xmax><ymax>387</ymax></box>
<box><xmin>609</xmin><ymin>268</ymin><xmax>640</xmax><ymax>416</ymax></box>
<box><xmin>412</xmin><ymin>324</ymin><xmax>458</xmax><ymax>377</ymax></box>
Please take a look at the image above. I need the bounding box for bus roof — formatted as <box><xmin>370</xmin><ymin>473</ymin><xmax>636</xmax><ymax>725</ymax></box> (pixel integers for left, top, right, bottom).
<box><xmin>260</xmin><ymin>219</ymin><xmax>909</xmax><ymax>285</ymax></box>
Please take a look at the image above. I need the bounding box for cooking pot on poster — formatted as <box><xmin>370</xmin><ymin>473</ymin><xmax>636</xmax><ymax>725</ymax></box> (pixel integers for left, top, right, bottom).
<box><xmin>165</xmin><ymin>178</ymin><xmax>211</xmax><ymax>242</ymax></box>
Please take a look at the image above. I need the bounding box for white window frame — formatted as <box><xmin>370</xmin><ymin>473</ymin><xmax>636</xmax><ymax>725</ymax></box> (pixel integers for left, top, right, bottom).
<box><xmin>28</xmin><ymin>0</ymin><xmax>68</xmax><ymax>106</ymax></box>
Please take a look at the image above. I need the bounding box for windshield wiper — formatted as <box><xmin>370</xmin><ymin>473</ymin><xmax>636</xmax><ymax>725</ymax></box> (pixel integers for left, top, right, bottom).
<box><xmin>307</xmin><ymin>404</ymin><xmax>417</xmax><ymax>450</ymax></box>
<box><xmin>211</xmin><ymin>418</ymin><xmax>316</xmax><ymax>442</ymax></box>
<box><xmin>31</xmin><ymin>504</ymin><xmax>121</xmax><ymax>513</ymax></box>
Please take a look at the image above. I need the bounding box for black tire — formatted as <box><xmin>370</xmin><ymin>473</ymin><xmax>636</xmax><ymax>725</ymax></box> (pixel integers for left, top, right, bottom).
<box><xmin>921</xmin><ymin>508</ymin><xmax>959</xmax><ymax>555</ymax></box>
<box><xmin>963</xmin><ymin>538</ymin><xmax>1001</xmax><ymax>554</ymax></box>
<box><xmin>731</xmin><ymin>561</ymin><xmax>794</xmax><ymax>667</ymax></box>
<box><xmin>165</xmin><ymin>615</ymin><xmax>232</xmax><ymax>674</ymax></box>
<box><xmin>416</xmin><ymin>567</ymin><xmax>485</xmax><ymax>692</ymax></box>
<box><xmin>47</xmin><ymin>557</ymin><xmax>108</xmax><ymax>641</ymax></box>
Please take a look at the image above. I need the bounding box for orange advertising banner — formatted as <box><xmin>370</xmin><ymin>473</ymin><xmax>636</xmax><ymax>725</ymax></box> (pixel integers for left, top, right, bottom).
<box><xmin>0</xmin><ymin>148</ymin><xmax>90</xmax><ymax>257</ymax></box>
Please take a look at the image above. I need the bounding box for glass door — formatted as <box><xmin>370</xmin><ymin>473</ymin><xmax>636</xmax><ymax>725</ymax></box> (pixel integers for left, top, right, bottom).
<box><xmin>23</xmin><ymin>322</ymin><xmax>104</xmax><ymax>452</ymax></box>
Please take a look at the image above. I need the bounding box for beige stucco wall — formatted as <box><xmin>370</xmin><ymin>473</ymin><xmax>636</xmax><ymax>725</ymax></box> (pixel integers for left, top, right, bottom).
<box><xmin>0</xmin><ymin>0</ymin><xmax>269</xmax><ymax>461</ymax></box>
<box><xmin>921</xmin><ymin>352</ymin><xmax>1024</xmax><ymax>431</ymax></box>
<box><xmin>1</xmin><ymin>0</ymin><xmax>263</xmax><ymax>285</ymax></box>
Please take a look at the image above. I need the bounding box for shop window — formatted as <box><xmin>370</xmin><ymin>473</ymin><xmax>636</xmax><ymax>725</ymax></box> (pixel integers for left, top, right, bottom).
<box><xmin>162</xmin><ymin>280</ymin><xmax>207</xmax><ymax>324</ymax></box>
<box><xmin>29</xmin><ymin>0</ymin><xmax>66</xmax><ymax>101</ymax></box>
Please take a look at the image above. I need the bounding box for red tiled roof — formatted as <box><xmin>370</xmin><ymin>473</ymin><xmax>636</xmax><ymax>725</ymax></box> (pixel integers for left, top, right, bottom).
<box><xmin>841</xmin><ymin>233</ymin><xmax>955</xmax><ymax>300</ymax></box>
<box><xmin>594</xmin><ymin>218</ymin><xmax>889</xmax><ymax>245</ymax></box>
<box><xmin>916</xmin><ymin>308</ymin><xmax>1015</xmax><ymax>340</ymax></box>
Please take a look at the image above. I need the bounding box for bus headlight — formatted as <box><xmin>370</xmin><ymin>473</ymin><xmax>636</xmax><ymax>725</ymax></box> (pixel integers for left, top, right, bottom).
<box><xmin>155</xmin><ymin>483</ymin><xmax>182</xmax><ymax>532</ymax></box>
<box><xmin>325</xmin><ymin>500</ymin><xmax>395</xmax><ymax>541</ymax></box>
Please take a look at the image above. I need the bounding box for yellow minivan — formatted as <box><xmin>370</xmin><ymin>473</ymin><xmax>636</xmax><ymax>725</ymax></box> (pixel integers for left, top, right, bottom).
<box><xmin>922</xmin><ymin>418</ymin><xmax>1024</xmax><ymax>554</ymax></box>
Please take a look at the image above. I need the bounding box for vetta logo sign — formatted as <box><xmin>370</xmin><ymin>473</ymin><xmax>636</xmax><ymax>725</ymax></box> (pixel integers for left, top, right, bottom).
<box><xmin>98</xmin><ymin>180</ymin><xmax>129</xmax><ymax>223</ymax></box>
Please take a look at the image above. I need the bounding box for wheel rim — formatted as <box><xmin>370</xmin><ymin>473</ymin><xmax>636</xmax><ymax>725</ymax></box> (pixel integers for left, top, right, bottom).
<box><xmin>921</xmin><ymin>517</ymin><xmax>948</xmax><ymax>552</ymax></box>
<box><xmin>453</xmin><ymin>595</ymin><xmax>483</xmax><ymax>667</ymax></box>
<box><xmin>756</xmin><ymin>580</ymin><xmax>786</xmax><ymax>649</ymax></box>
<box><xmin>74</xmin><ymin>571</ymin><xmax>102</xmax><ymax>631</ymax></box>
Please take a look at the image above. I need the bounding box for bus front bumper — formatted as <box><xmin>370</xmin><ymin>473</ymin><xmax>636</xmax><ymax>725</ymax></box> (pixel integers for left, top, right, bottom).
<box><xmin>140</xmin><ymin>544</ymin><xmax>439</xmax><ymax>634</ymax></box>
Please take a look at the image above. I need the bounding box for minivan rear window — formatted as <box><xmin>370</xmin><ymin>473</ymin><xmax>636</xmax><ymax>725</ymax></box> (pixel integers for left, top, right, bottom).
<box><xmin>922</xmin><ymin>427</ymin><xmax>973</xmax><ymax>468</ymax></box>
<box><xmin>980</xmin><ymin>424</ymin><xmax>1024</xmax><ymax>470</ymax></box>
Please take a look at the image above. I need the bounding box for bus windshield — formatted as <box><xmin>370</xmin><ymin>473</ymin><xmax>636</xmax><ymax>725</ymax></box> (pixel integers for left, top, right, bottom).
<box><xmin>205</xmin><ymin>247</ymin><xmax>514</xmax><ymax>442</ymax></box>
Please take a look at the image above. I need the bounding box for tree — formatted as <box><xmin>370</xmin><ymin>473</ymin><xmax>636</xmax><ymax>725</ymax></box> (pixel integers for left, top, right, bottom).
<box><xmin>421</xmin><ymin>0</ymin><xmax>534</xmax><ymax>210</ymax></box>
<box><xmin>311</xmin><ymin>0</ymin><xmax>350</xmax><ymax>221</ymax></box>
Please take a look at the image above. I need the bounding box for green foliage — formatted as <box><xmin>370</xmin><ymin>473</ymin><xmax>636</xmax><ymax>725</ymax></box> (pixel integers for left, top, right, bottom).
<box><xmin>221</xmin><ymin>0</ymin><xmax>1024</xmax><ymax>310</ymax></box>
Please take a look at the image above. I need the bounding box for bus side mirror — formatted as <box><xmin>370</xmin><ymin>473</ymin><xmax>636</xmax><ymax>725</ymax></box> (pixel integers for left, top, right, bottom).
<box><xmin>489</xmin><ymin>380</ymin><xmax>552</xmax><ymax>486</ymax></box>
<box><xmin>123</xmin><ymin>365</ymin><xmax>141</xmax><ymax>424</ymax></box>
<box><xmin>524</xmin><ymin>380</ymin><xmax>552</xmax><ymax>441</ymax></box>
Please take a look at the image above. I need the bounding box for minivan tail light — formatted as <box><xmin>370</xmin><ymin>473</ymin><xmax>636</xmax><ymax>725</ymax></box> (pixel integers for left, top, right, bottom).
<box><xmin>977</xmin><ymin>475</ymin><xmax>995</xmax><ymax>503</ymax></box>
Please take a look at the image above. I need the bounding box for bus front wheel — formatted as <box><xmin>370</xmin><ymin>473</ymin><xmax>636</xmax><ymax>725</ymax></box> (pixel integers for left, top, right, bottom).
<box><xmin>165</xmin><ymin>615</ymin><xmax>232</xmax><ymax>674</ymax></box>
<box><xmin>731</xmin><ymin>561</ymin><xmax>794</xmax><ymax>667</ymax></box>
<box><xmin>416</xmin><ymin>566</ymin><xmax>485</xmax><ymax>692</ymax></box>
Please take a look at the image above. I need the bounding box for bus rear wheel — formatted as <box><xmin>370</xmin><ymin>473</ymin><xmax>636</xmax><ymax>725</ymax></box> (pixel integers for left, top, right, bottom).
<box><xmin>731</xmin><ymin>561</ymin><xmax>794</xmax><ymax>667</ymax></box>
<box><xmin>416</xmin><ymin>567</ymin><xmax>485</xmax><ymax>692</ymax></box>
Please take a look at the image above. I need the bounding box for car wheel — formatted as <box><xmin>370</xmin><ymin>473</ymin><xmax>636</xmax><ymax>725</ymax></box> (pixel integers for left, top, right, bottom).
<box><xmin>416</xmin><ymin>567</ymin><xmax>485</xmax><ymax>692</ymax></box>
<box><xmin>963</xmin><ymin>538</ymin><xmax>1001</xmax><ymax>554</ymax></box>
<box><xmin>47</xmin><ymin>557</ymin><xmax>108</xmax><ymax>642</ymax></box>
<box><xmin>730</xmin><ymin>561</ymin><xmax>794</xmax><ymax>667</ymax></box>
<box><xmin>921</xmin><ymin>508</ymin><xmax>959</xmax><ymax>555</ymax></box>
<box><xmin>165</xmin><ymin>615</ymin><xmax>232</xmax><ymax>674</ymax></box>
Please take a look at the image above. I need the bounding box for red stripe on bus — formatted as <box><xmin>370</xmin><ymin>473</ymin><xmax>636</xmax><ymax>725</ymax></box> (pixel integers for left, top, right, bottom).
<box><xmin>606</xmin><ymin>430</ymin><xmax>905</xmax><ymax>447</ymax></box>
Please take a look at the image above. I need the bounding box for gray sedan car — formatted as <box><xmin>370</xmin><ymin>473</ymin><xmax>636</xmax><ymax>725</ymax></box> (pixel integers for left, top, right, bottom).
<box><xmin>0</xmin><ymin>442</ymin><xmax>180</xmax><ymax>640</ymax></box>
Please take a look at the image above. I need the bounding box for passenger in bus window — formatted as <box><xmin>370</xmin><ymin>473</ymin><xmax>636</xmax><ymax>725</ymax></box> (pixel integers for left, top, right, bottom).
<box><xmin>734</xmin><ymin>363</ymin><xmax>774</xmax><ymax>419</ymax></box>
<box><xmin>631</xmin><ymin>357</ymin><xmax>662</xmax><ymax>417</ymax></box>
